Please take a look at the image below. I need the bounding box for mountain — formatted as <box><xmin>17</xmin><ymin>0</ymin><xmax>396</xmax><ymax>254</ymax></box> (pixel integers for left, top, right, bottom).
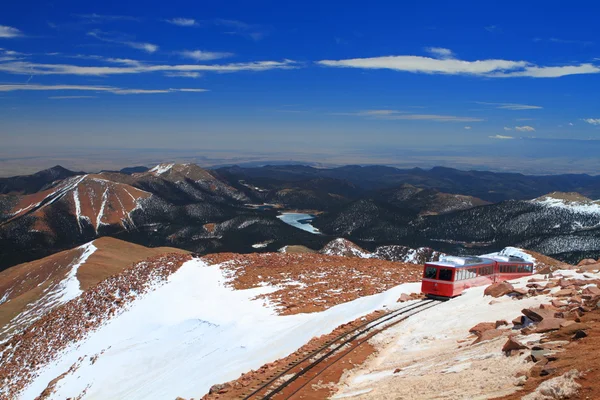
<box><xmin>314</xmin><ymin>191</ymin><xmax>600</xmax><ymax>263</ymax></box>
<box><xmin>0</xmin><ymin>237</ymin><xmax>188</xmax><ymax>341</ymax></box>
<box><xmin>0</xmin><ymin>165</ymin><xmax>81</xmax><ymax>195</ymax></box>
<box><xmin>319</xmin><ymin>238</ymin><xmax>445</xmax><ymax>264</ymax></box>
<box><xmin>0</xmin><ymin>165</ymin><xmax>330</xmax><ymax>271</ymax></box>
<box><xmin>217</xmin><ymin>164</ymin><xmax>600</xmax><ymax>202</ymax></box>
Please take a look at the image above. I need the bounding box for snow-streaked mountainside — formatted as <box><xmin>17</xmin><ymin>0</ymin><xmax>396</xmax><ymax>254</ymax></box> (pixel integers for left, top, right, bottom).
<box><xmin>532</xmin><ymin>191</ymin><xmax>600</xmax><ymax>214</ymax></box>
<box><xmin>3</xmin><ymin>256</ymin><xmax>419</xmax><ymax>399</ymax></box>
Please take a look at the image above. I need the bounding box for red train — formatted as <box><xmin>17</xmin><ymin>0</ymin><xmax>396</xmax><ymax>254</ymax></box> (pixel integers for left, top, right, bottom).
<box><xmin>421</xmin><ymin>255</ymin><xmax>534</xmax><ymax>298</ymax></box>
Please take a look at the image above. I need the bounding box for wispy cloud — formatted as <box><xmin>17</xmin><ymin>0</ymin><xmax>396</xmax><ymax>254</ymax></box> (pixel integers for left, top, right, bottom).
<box><xmin>476</xmin><ymin>102</ymin><xmax>543</xmax><ymax>110</ymax></box>
<box><xmin>0</xmin><ymin>59</ymin><xmax>297</xmax><ymax>76</ymax></box>
<box><xmin>0</xmin><ymin>25</ymin><xmax>24</xmax><ymax>38</ymax></box>
<box><xmin>424</xmin><ymin>47</ymin><xmax>454</xmax><ymax>59</ymax></box>
<box><xmin>503</xmin><ymin>127</ymin><xmax>512</xmax><ymax>131</ymax></box>
<box><xmin>87</xmin><ymin>30</ymin><xmax>158</xmax><ymax>53</ymax></box>
<box><xmin>49</xmin><ymin>95</ymin><xmax>97</xmax><ymax>99</ymax></box>
<box><xmin>485</xmin><ymin>25</ymin><xmax>500</xmax><ymax>33</ymax></box>
<box><xmin>178</xmin><ymin>50</ymin><xmax>234</xmax><ymax>61</ymax></box>
<box><xmin>166</xmin><ymin>18</ymin><xmax>198</xmax><ymax>27</ymax></box>
<box><xmin>0</xmin><ymin>84</ymin><xmax>207</xmax><ymax>95</ymax></box>
<box><xmin>317</xmin><ymin>50</ymin><xmax>600</xmax><ymax>78</ymax></box>
<box><xmin>583</xmin><ymin>118</ymin><xmax>600</xmax><ymax>125</ymax></box>
<box><xmin>515</xmin><ymin>125</ymin><xmax>535</xmax><ymax>132</ymax></box>
<box><xmin>164</xmin><ymin>71</ymin><xmax>202</xmax><ymax>78</ymax></box>
<box><xmin>74</xmin><ymin>14</ymin><xmax>140</xmax><ymax>22</ymax></box>
<box><xmin>489</xmin><ymin>134</ymin><xmax>514</xmax><ymax>139</ymax></box>
<box><xmin>337</xmin><ymin>109</ymin><xmax>483</xmax><ymax>122</ymax></box>
<box><xmin>534</xmin><ymin>37</ymin><xmax>594</xmax><ymax>46</ymax></box>
<box><xmin>214</xmin><ymin>19</ymin><xmax>268</xmax><ymax>41</ymax></box>
<box><xmin>464</xmin><ymin>126</ymin><xmax>472</xmax><ymax>130</ymax></box>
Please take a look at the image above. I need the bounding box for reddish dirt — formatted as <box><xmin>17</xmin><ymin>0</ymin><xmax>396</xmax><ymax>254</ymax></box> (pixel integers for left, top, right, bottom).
<box><xmin>202</xmin><ymin>252</ymin><xmax>423</xmax><ymax>315</ymax></box>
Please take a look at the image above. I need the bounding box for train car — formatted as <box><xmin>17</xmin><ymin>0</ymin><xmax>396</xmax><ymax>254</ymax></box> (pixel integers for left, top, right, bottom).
<box><xmin>421</xmin><ymin>255</ymin><xmax>533</xmax><ymax>299</ymax></box>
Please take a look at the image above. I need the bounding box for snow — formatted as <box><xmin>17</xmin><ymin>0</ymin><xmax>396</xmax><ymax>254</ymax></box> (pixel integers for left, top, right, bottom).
<box><xmin>149</xmin><ymin>163</ymin><xmax>174</xmax><ymax>175</ymax></box>
<box><xmin>533</xmin><ymin>196</ymin><xmax>600</xmax><ymax>214</ymax></box>
<box><xmin>277</xmin><ymin>213</ymin><xmax>321</xmax><ymax>234</ymax></box>
<box><xmin>252</xmin><ymin>243</ymin><xmax>269</xmax><ymax>248</ymax></box>
<box><xmin>483</xmin><ymin>246</ymin><xmax>537</xmax><ymax>265</ymax></box>
<box><xmin>334</xmin><ymin>274</ymin><xmax>553</xmax><ymax>399</ymax></box>
<box><xmin>20</xmin><ymin>259</ymin><xmax>420</xmax><ymax>400</ymax></box>
<box><xmin>0</xmin><ymin>242</ymin><xmax>96</xmax><ymax>339</ymax></box>
<box><xmin>95</xmin><ymin>187</ymin><xmax>109</xmax><ymax>231</ymax></box>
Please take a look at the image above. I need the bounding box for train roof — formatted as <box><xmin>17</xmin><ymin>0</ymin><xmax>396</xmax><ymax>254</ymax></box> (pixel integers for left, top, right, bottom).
<box><xmin>426</xmin><ymin>254</ymin><xmax>533</xmax><ymax>268</ymax></box>
<box><xmin>427</xmin><ymin>256</ymin><xmax>495</xmax><ymax>268</ymax></box>
<box><xmin>483</xmin><ymin>254</ymin><xmax>532</xmax><ymax>264</ymax></box>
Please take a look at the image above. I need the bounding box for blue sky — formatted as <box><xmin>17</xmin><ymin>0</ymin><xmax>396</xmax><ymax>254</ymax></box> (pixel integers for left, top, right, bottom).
<box><xmin>1</xmin><ymin>0</ymin><xmax>600</xmax><ymax>172</ymax></box>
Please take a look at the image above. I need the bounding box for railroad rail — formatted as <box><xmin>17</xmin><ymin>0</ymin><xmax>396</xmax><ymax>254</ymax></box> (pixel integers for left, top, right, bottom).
<box><xmin>240</xmin><ymin>298</ymin><xmax>441</xmax><ymax>400</ymax></box>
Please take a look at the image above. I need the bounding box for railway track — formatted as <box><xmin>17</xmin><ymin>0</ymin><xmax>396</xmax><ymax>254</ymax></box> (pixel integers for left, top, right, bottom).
<box><xmin>240</xmin><ymin>298</ymin><xmax>441</xmax><ymax>400</ymax></box>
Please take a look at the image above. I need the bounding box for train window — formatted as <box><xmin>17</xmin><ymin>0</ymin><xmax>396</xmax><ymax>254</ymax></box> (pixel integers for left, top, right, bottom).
<box><xmin>439</xmin><ymin>268</ymin><xmax>453</xmax><ymax>281</ymax></box>
<box><xmin>425</xmin><ymin>267</ymin><xmax>438</xmax><ymax>279</ymax></box>
<box><xmin>525</xmin><ymin>265</ymin><xmax>532</xmax><ymax>272</ymax></box>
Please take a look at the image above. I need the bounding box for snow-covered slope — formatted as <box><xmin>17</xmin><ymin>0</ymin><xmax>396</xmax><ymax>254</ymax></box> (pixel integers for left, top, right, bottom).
<box><xmin>7</xmin><ymin>258</ymin><xmax>419</xmax><ymax>400</ymax></box>
<box><xmin>532</xmin><ymin>192</ymin><xmax>600</xmax><ymax>214</ymax></box>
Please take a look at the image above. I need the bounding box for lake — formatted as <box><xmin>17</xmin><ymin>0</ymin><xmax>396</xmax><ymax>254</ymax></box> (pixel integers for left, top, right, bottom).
<box><xmin>277</xmin><ymin>213</ymin><xmax>321</xmax><ymax>234</ymax></box>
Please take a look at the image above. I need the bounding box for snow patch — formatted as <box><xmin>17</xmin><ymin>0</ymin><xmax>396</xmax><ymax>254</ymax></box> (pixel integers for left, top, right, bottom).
<box><xmin>149</xmin><ymin>163</ymin><xmax>174</xmax><ymax>175</ymax></box>
<box><xmin>533</xmin><ymin>196</ymin><xmax>600</xmax><ymax>214</ymax></box>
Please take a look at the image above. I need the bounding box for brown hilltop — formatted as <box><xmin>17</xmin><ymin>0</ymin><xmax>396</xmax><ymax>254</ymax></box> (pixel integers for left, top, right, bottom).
<box><xmin>0</xmin><ymin>237</ymin><xmax>188</xmax><ymax>340</ymax></box>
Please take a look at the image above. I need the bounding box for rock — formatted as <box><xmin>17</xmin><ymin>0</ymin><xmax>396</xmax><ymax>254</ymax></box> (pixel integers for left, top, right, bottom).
<box><xmin>551</xmin><ymin>299</ymin><xmax>568</xmax><ymax>308</ymax></box>
<box><xmin>535</xmin><ymin>318</ymin><xmax>567</xmax><ymax>333</ymax></box>
<box><xmin>583</xmin><ymin>286</ymin><xmax>600</xmax><ymax>296</ymax></box>
<box><xmin>511</xmin><ymin>288</ymin><xmax>528</xmax><ymax>296</ymax></box>
<box><xmin>512</xmin><ymin>316</ymin><xmax>525</xmax><ymax>326</ymax></box>
<box><xmin>469</xmin><ymin>322</ymin><xmax>496</xmax><ymax>335</ymax></box>
<box><xmin>209</xmin><ymin>383</ymin><xmax>232</xmax><ymax>395</ymax></box>
<box><xmin>522</xmin><ymin>307</ymin><xmax>556</xmax><ymax>322</ymax></box>
<box><xmin>554</xmin><ymin>288</ymin><xmax>577</xmax><ymax>297</ymax></box>
<box><xmin>502</xmin><ymin>336</ymin><xmax>528</xmax><ymax>353</ymax></box>
<box><xmin>531</xmin><ymin>350</ymin><xmax>550</xmax><ymax>363</ymax></box>
<box><xmin>397</xmin><ymin>293</ymin><xmax>411</xmax><ymax>303</ymax></box>
<box><xmin>573</xmin><ymin>330</ymin><xmax>588</xmax><ymax>339</ymax></box>
<box><xmin>393</xmin><ymin>368</ymin><xmax>402</xmax><ymax>374</ymax></box>
<box><xmin>495</xmin><ymin>320</ymin><xmax>509</xmax><ymax>328</ymax></box>
<box><xmin>577</xmin><ymin>258</ymin><xmax>597</xmax><ymax>266</ymax></box>
<box><xmin>560</xmin><ymin>320</ymin><xmax>576</xmax><ymax>328</ymax></box>
<box><xmin>484</xmin><ymin>282</ymin><xmax>514</xmax><ymax>298</ymax></box>
<box><xmin>473</xmin><ymin>329</ymin><xmax>504</xmax><ymax>344</ymax></box>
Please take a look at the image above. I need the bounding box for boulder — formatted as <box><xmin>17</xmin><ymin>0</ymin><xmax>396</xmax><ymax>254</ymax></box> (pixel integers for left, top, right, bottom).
<box><xmin>512</xmin><ymin>316</ymin><xmax>525</xmax><ymax>326</ymax></box>
<box><xmin>583</xmin><ymin>286</ymin><xmax>600</xmax><ymax>296</ymax></box>
<box><xmin>484</xmin><ymin>282</ymin><xmax>514</xmax><ymax>298</ymax></box>
<box><xmin>554</xmin><ymin>288</ymin><xmax>577</xmax><ymax>297</ymax></box>
<box><xmin>535</xmin><ymin>318</ymin><xmax>567</xmax><ymax>333</ymax></box>
<box><xmin>522</xmin><ymin>307</ymin><xmax>556</xmax><ymax>322</ymax></box>
<box><xmin>397</xmin><ymin>293</ymin><xmax>412</xmax><ymax>303</ymax></box>
<box><xmin>473</xmin><ymin>329</ymin><xmax>504</xmax><ymax>344</ymax></box>
<box><xmin>577</xmin><ymin>258</ymin><xmax>597</xmax><ymax>266</ymax></box>
<box><xmin>495</xmin><ymin>320</ymin><xmax>509</xmax><ymax>328</ymax></box>
<box><xmin>502</xmin><ymin>336</ymin><xmax>528</xmax><ymax>353</ymax></box>
<box><xmin>469</xmin><ymin>322</ymin><xmax>496</xmax><ymax>335</ymax></box>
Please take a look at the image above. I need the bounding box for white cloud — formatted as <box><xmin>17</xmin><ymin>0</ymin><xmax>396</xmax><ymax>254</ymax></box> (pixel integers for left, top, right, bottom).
<box><xmin>0</xmin><ymin>84</ymin><xmax>208</xmax><ymax>95</ymax></box>
<box><xmin>317</xmin><ymin>52</ymin><xmax>600</xmax><ymax>78</ymax></box>
<box><xmin>489</xmin><ymin>134</ymin><xmax>514</xmax><ymax>139</ymax></box>
<box><xmin>178</xmin><ymin>50</ymin><xmax>234</xmax><ymax>61</ymax></box>
<box><xmin>515</xmin><ymin>125</ymin><xmax>535</xmax><ymax>132</ymax></box>
<box><xmin>464</xmin><ymin>126</ymin><xmax>472</xmax><ymax>130</ymax></box>
<box><xmin>0</xmin><ymin>59</ymin><xmax>297</xmax><ymax>76</ymax></box>
<box><xmin>569</xmin><ymin>122</ymin><xmax>574</xmax><ymax>126</ymax></box>
<box><xmin>0</xmin><ymin>25</ymin><xmax>23</xmax><ymax>38</ymax></box>
<box><xmin>87</xmin><ymin>30</ymin><xmax>158</xmax><ymax>53</ymax></box>
<box><xmin>340</xmin><ymin>109</ymin><xmax>483</xmax><ymax>122</ymax></box>
<box><xmin>166</xmin><ymin>18</ymin><xmax>197</xmax><ymax>27</ymax></box>
<box><xmin>214</xmin><ymin>19</ymin><xmax>267</xmax><ymax>41</ymax></box>
<box><xmin>75</xmin><ymin>14</ymin><xmax>140</xmax><ymax>22</ymax></box>
<box><xmin>503</xmin><ymin>127</ymin><xmax>512</xmax><ymax>131</ymax></box>
<box><xmin>164</xmin><ymin>71</ymin><xmax>202</xmax><ymax>78</ymax></box>
<box><xmin>477</xmin><ymin>102</ymin><xmax>542</xmax><ymax>110</ymax></box>
<box><xmin>425</xmin><ymin>47</ymin><xmax>454</xmax><ymax>59</ymax></box>
<box><xmin>583</xmin><ymin>118</ymin><xmax>600</xmax><ymax>125</ymax></box>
